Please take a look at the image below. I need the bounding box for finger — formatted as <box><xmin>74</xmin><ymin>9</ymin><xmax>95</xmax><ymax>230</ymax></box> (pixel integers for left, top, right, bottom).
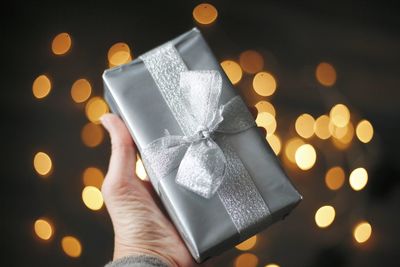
<box><xmin>101</xmin><ymin>113</ymin><xmax>137</xmax><ymax>183</ymax></box>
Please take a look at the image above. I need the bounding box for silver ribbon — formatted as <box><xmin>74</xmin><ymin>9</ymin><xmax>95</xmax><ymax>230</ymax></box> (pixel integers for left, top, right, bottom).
<box><xmin>139</xmin><ymin>42</ymin><xmax>270</xmax><ymax>232</ymax></box>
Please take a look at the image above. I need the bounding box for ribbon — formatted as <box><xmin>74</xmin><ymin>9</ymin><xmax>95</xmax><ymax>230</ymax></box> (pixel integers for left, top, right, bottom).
<box><xmin>139</xmin><ymin>42</ymin><xmax>270</xmax><ymax>232</ymax></box>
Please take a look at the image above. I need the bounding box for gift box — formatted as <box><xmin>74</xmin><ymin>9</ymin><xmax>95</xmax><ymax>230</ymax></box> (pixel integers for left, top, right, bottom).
<box><xmin>102</xmin><ymin>27</ymin><xmax>302</xmax><ymax>262</ymax></box>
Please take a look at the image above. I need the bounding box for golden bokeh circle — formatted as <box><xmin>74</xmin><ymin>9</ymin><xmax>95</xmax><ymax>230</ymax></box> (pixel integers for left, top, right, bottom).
<box><xmin>34</xmin><ymin>218</ymin><xmax>53</xmax><ymax>240</ymax></box>
<box><xmin>353</xmin><ymin>222</ymin><xmax>372</xmax><ymax>243</ymax></box>
<box><xmin>108</xmin><ymin>42</ymin><xmax>132</xmax><ymax>67</ymax></box>
<box><xmin>239</xmin><ymin>50</ymin><xmax>264</xmax><ymax>74</ymax></box>
<box><xmin>33</xmin><ymin>75</ymin><xmax>52</xmax><ymax>99</ymax></box>
<box><xmin>295</xmin><ymin>144</ymin><xmax>317</xmax><ymax>170</ymax></box>
<box><xmin>325</xmin><ymin>166</ymin><xmax>345</xmax><ymax>190</ymax></box>
<box><xmin>330</xmin><ymin>104</ymin><xmax>350</xmax><ymax>128</ymax></box>
<box><xmin>235</xmin><ymin>235</ymin><xmax>257</xmax><ymax>251</ymax></box>
<box><xmin>253</xmin><ymin>72</ymin><xmax>276</xmax><ymax>96</ymax></box>
<box><xmin>33</xmin><ymin>152</ymin><xmax>52</xmax><ymax>176</ymax></box>
<box><xmin>284</xmin><ymin>137</ymin><xmax>305</xmax><ymax>163</ymax></box>
<box><xmin>193</xmin><ymin>3</ymin><xmax>218</xmax><ymax>25</ymax></box>
<box><xmin>82</xmin><ymin>186</ymin><xmax>104</xmax><ymax>211</ymax></box>
<box><xmin>314</xmin><ymin>115</ymin><xmax>333</xmax><ymax>139</ymax></box>
<box><xmin>295</xmin><ymin>113</ymin><xmax>315</xmax><ymax>139</ymax></box>
<box><xmin>220</xmin><ymin>60</ymin><xmax>243</xmax><ymax>85</ymax></box>
<box><xmin>81</xmin><ymin>122</ymin><xmax>104</xmax><ymax>147</ymax></box>
<box><xmin>256</xmin><ymin>112</ymin><xmax>276</xmax><ymax>136</ymax></box>
<box><xmin>52</xmin><ymin>32</ymin><xmax>72</xmax><ymax>55</ymax></box>
<box><xmin>315</xmin><ymin>205</ymin><xmax>335</xmax><ymax>228</ymax></box>
<box><xmin>349</xmin><ymin>167</ymin><xmax>368</xmax><ymax>191</ymax></box>
<box><xmin>61</xmin><ymin>236</ymin><xmax>82</xmax><ymax>258</ymax></box>
<box><xmin>234</xmin><ymin>253</ymin><xmax>259</xmax><ymax>267</ymax></box>
<box><xmin>83</xmin><ymin>167</ymin><xmax>104</xmax><ymax>189</ymax></box>
<box><xmin>356</xmin><ymin>120</ymin><xmax>374</xmax><ymax>143</ymax></box>
<box><xmin>85</xmin><ymin>97</ymin><xmax>109</xmax><ymax>124</ymax></box>
<box><xmin>71</xmin><ymin>79</ymin><xmax>92</xmax><ymax>103</ymax></box>
<box><xmin>267</xmin><ymin>134</ymin><xmax>281</xmax><ymax>155</ymax></box>
<box><xmin>255</xmin><ymin>100</ymin><xmax>276</xmax><ymax>116</ymax></box>
<box><xmin>316</xmin><ymin>62</ymin><xmax>336</xmax><ymax>87</ymax></box>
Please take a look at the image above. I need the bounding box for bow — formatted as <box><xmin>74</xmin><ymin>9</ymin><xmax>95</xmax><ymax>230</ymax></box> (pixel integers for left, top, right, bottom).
<box><xmin>141</xmin><ymin>70</ymin><xmax>255</xmax><ymax>198</ymax></box>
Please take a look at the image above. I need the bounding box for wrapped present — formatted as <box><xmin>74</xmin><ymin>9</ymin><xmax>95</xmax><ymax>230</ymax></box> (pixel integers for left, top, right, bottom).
<box><xmin>102</xmin><ymin>27</ymin><xmax>302</xmax><ymax>262</ymax></box>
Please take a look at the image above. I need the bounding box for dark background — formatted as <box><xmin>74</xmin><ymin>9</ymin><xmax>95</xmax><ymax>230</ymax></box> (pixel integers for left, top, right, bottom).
<box><xmin>2</xmin><ymin>1</ymin><xmax>400</xmax><ymax>266</ymax></box>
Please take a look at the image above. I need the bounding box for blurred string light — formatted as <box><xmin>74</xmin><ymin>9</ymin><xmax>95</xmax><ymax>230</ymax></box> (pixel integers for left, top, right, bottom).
<box><xmin>295</xmin><ymin>144</ymin><xmax>317</xmax><ymax>170</ymax></box>
<box><xmin>295</xmin><ymin>113</ymin><xmax>315</xmax><ymax>139</ymax></box>
<box><xmin>235</xmin><ymin>235</ymin><xmax>257</xmax><ymax>251</ymax></box>
<box><xmin>315</xmin><ymin>205</ymin><xmax>335</xmax><ymax>228</ymax></box>
<box><xmin>356</xmin><ymin>120</ymin><xmax>374</xmax><ymax>143</ymax></box>
<box><xmin>136</xmin><ymin>158</ymin><xmax>148</xmax><ymax>180</ymax></box>
<box><xmin>265</xmin><ymin>264</ymin><xmax>280</xmax><ymax>267</ymax></box>
<box><xmin>256</xmin><ymin>112</ymin><xmax>276</xmax><ymax>136</ymax></box>
<box><xmin>325</xmin><ymin>166</ymin><xmax>345</xmax><ymax>190</ymax></box>
<box><xmin>71</xmin><ymin>79</ymin><xmax>92</xmax><ymax>103</ymax></box>
<box><xmin>34</xmin><ymin>218</ymin><xmax>53</xmax><ymax>240</ymax></box>
<box><xmin>33</xmin><ymin>152</ymin><xmax>52</xmax><ymax>176</ymax></box>
<box><xmin>192</xmin><ymin>3</ymin><xmax>218</xmax><ymax>25</ymax></box>
<box><xmin>33</xmin><ymin>75</ymin><xmax>52</xmax><ymax>99</ymax></box>
<box><xmin>239</xmin><ymin>50</ymin><xmax>264</xmax><ymax>74</ymax></box>
<box><xmin>314</xmin><ymin>115</ymin><xmax>332</xmax><ymax>139</ymax></box>
<box><xmin>220</xmin><ymin>60</ymin><xmax>243</xmax><ymax>84</ymax></box>
<box><xmin>353</xmin><ymin>221</ymin><xmax>372</xmax><ymax>243</ymax></box>
<box><xmin>255</xmin><ymin>100</ymin><xmax>276</xmax><ymax>116</ymax></box>
<box><xmin>267</xmin><ymin>134</ymin><xmax>281</xmax><ymax>155</ymax></box>
<box><xmin>51</xmin><ymin>33</ymin><xmax>72</xmax><ymax>55</ymax></box>
<box><xmin>61</xmin><ymin>236</ymin><xmax>82</xmax><ymax>258</ymax></box>
<box><xmin>83</xmin><ymin>167</ymin><xmax>104</xmax><ymax>189</ymax></box>
<box><xmin>253</xmin><ymin>71</ymin><xmax>277</xmax><ymax>97</ymax></box>
<box><xmin>108</xmin><ymin>42</ymin><xmax>132</xmax><ymax>68</ymax></box>
<box><xmin>85</xmin><ymin>97</ymin><xmax>109</xmax><ymax>124</ymax></box>
<box><xmin>82</xmin><ymin>186</ymin><xmax>104</xmax><ymax>211</ymax></box>
<box><xmin>81</xmin><ymin>122</ymin><xmax>104</xmax><ymax>147</ymax></box>
<box><xmin>330</xmin><ymin>104</ymin><xmax>350</xmax><ymax>128</ymax></box>
<box><xmin>234</xmin><ymin>253</ymin><xmax>259</xmax><ymax>267</ymax></box>
<box><xmin>331</xmin><ymin>122</ymin><xmax>354</xmax><ymax>150</ymax></box>
<box><xmin>349</xmin><ymin>167</ymin><xmax>368</xmax><ymax>191</ymax></box>
<box><xmin>316</xmin><ymin>62</ymin><xmax>336</xmax><ymax>87</ymax></box>
<box><xmin>285</xmin><ymin>137</ymin><xmax>305</xmax><ymax>164</ymax></box>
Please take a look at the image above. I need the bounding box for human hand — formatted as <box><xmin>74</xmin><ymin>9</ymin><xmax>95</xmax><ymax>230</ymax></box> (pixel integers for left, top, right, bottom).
<box><xmin>100</xmin><ymin>113</ymin><xmax>195</xmax><ymax>267</ymax></box>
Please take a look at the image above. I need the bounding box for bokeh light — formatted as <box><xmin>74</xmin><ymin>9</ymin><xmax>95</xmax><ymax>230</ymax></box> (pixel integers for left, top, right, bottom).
<box><xmin>315</xmin><ymin>205</ymin><xmax>335</xmax><ymax>228</ymax></box>
<box><xmin>330</xmin><ymin>104</ymin><xmax>350</xmax><ymax>127</ymax></box>
<box><xmin>85</xmin><ymin>97</ymin><xmax>109</xmax><ymax>124</ymax></box>
<box><xmin>349</xmin><ymin>167</ymin><xmax>368</xmax><ymax>191</ymax></box>
<box><xmin>295</xmin><ymin>113</ymin><xmax>315</xmax><ymax>139</ymax></box>
<box><xmin>51</xmin><ymin>32</ymin><xmax>72</xmax><ymax>55</ymax></box>
<box><xmin>192</xmin><ymin>3</ymin><xmax>218</xmax><ymax>25</ymax></box>
<box><xmin>34</xmin><ymin>218</ymin><xmax>53</xmax><ymax>240</ymax></box>
<box><xmin>220</xmin><ymin>60</ymin><xmax>243</xmax><ymax>85</ymax></box>
<box><xmin>325</xmin><ymin>166</ymin><xmax>345</xmax><ymax>190</ymax></box>
<box><xmin>256</xmin><ymin>112</ymin><xmax>276</xmax><ymax>136</ymax></box>
<box><xmin>356</xmin><ymin>120</ymin><xmax>374</xmax><ymax>143</ymax></box>
<box><xmin>253</xmin><ymin>71</ymin><xmax>277</xmax><ymax>96</ymax></box>
<box><xmin>314</xmin><ymin>115</ymin><xmax>333</xmax><ymax>139</ymax></box>
<box><xmin>353</xmin><ymin>221</ymin><xmax>372</xmax><ymax>243</ymax></box>
<box><xmin>33</xmin><ymin>152</ymin><xmax>52</xmax><ymax>176</ymax></box>
<box><xmin>285</xmin><ymin>137</ymin><xmax>305</xmax><ymax>163</ymax></box>
<box><xmin>255</xmin><ymin>100</ymin><xmax>276</xmax><ymax>116</ymax></box>
<box><xmin>108</xmin><ymin>42</ymin><xmax>132</xmax><ymax>67</ymax></box>
<box><xmin>295</xmin><ymin>144</ymin><xmax>317</xmax><ymax>170</ymax></box>
<box><xmin>267</xmin><ymin>134</ymin><xmax>281</xmax><ymax>155</ymax></box>
<box><xmin>235</xmin><ymin>235</ymin><xmax>257</xmax><ymax>251</ymax></box>
<box><xmin>265</xmin><ymin>264</ymin><xmax>280</xmax><ymax>267</ymax></box>
<box><xmin>71</xmin><ymin>79</ymin><xmax>92</xmax><ymax>103</ymax></box>
<box><xmin>81</xmin><ymin>122</ymin><xmax>104</xmax><ymax>147</ymax></box>
<box><xmin>61</xmin><ymin>236</ymin><xmax>82</xmax><ymax>258</ymax></box>
<box><xmin>331</xmin><ymin>122</ymin><xmax>355</xmax><ymax>150</ymax></box>
<box><xmin>136</xmin><ymin>158</ymin><xmax>147</xmax><ymax>180</ymax></box>
<box><xmin>239</xmin><ymin>50</ymin><xmax>264</xmax><ymax>74</ymax></box>
<box><xmin>82</xmin><ymin>186</ymin><xmax>104</xmax><ymax>211</ymax></box>
<box><xmin>316</xmin><ymin>62</ymin><xmax>336</xmax><ymax>87</ymax></box>
<box><xmin>32</xmin><ymin>75</ymin><xmax>51</xmax><ymax>99</ymax></box>
<box><xmin>83</xmin><ymin>167</ymin><xmax>104</xmax><ymax>189</ymax></box>
<box><xmin>234</xmin><ymin>253</ymin><xmax>259</xmax><ymax>267</ymax></box>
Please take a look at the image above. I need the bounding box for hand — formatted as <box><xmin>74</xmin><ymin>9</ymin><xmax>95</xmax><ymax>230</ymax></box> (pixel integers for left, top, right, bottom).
<box><xmin>100</xmin><ymin>113</ymin><xmax>195</xmax><ymax>267</ymax></box>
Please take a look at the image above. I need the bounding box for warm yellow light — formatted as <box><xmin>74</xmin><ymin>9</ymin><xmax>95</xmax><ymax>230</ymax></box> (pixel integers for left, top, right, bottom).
<box><xmin>108</xmin><ymin>42</ymin><xmax>132</xmax><ymax>67</ymax></box>
<box><xmin>265</xmin><ymin>264</ymin><xmax>280</xmax><ymax>267</ymax></box>
<box><xmin>256</xmin><ymin>112</ymin><xmax>276</xmax><ymax>136</ymax></box>
<box><xmin>235</xmin><ymin>235</ymin><xmax>257</xmax><ymax>251</ymax></box>
<box><xmin>325</xmin><ymin>166</ymin><xmax>345</xmax><ymax>190</ymax></box>
<box><xmin>85</xmin><ymin>97</ymin><xmax>109</xmax><ymax>124</ymax></box>
<box><xmin>330</xmin><ymin>104</ymin><xmax>350</xmax><ymax>127</ymax></box>
<box><xmin>34</xmin><ymin>218</ymin><xmax>53</xmax><ymax>240</ymax></box>
<box><xmin>33</xmin><ymin>75</ymin><xmax>51</xmax><ymax>99</ymax></box>
<box><xmin>316</xmin><ymin>62</ymin><xmax>336</xmax><ymax>87</ymax></box>
<box><xmin>239</xmin><ymin>50</ymin><xmax>264</xmax><ymax>74</ymax></box>
<box><xmin>349</xmin><ymin>167</ymin><xmax>368</xmax><ymax>191</ymax></box>
<box><xmin>71</xmin><ymin>79</ymin><xmax>92</xmax><ymax>103</ymax></box>
<box><xmin>52</xmin><ymin>32</ymin><xmax>72</xmax><ymax>55</ymax></box>
<box><xmin>353</xmin><ymin>222</ymin><xmax>372</xmax><ymax>243</ymax></box>
<box><xmin>295</xmin><ymin>144</ymin><xmax>317</xmax><ymax>170</ymax></box>
<box><xmin>234</xmin><ymin>253</ymin><xmax>259</xmax><ymax>267</ymax></box>
<box><xmin>33</xmin><ymin>152</ymin><xmax>52</xmax><ymax>176</ymax></box>
<box><xmin>81</xmin><ymin>122</ymin><xmax>104</xmax><ymax>147</ymax></box>
<box><xmin>314</xmin><ymin>115</ymin><xmax>332</xmax><ymax>139</ymax></box>
<box><xmin>254</xmin><ymin>100</ymin><xmax>275</xmax><ymax>116</ymax></box>
<box><xmin>284</xmin><ymin>137</ymin><xmax>305</xmax><ymax>163</ymax></box>
<box><xmin>356</xmin><ymin>120</ymin><xmax>374</xmax><ymax>143</ymax></box>
<box><xmin>136</xmin><ymin>158</ymin><xmax>147</xmax><ymax>180</ymax></box>
<box><xmin>267</xmin><ymin>134</ymin><xmax>281</xmax><ymax>155</ymax></box>
<box><xmin>83</xmin><ymin>167</ymin><xmax>104</xmax><ymax>189</ymax></box>
<box><xmin>253</xmin><ymin>72</ymin><xmax>276</xmax><ymax>96</ymax></box>
<box><xmin>193</xmin><ymin>3</ymin><xmax>218</xmax><ymax>25</ymax></box>
<box><xmin>82</xmin><ymin>186</ymin><xmax>104</xmax><ymax>211</ymax></box>
<box><xmin>61</xmin><ymin>236</ymin><xmax>82</xmax><ymax>258</ymax></box>
<box><xmin>295</xmin><ymin>113</ymin><xmax>315</xmax><ymax>139</ymax></box>
<box><xmin>332</xmin><ymin>122</ymin><xmax>354</xmax><ymax>150</ymax></box>
<box><xmin>221</xmin><ymin>60</ymin><xmax>242</xmax><ymax>85</ymax></box>
<box><xmin>315</xmin><ymin>205</ymin><xmax>335</xmax><ymax>228</ymax></box>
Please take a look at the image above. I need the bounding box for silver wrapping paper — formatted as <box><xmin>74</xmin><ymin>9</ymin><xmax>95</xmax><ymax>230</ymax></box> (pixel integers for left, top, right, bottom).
<box><xmin>102</xmin><ymin>27</ymin><xmax>302</xmax><ymax>262</ymax></box>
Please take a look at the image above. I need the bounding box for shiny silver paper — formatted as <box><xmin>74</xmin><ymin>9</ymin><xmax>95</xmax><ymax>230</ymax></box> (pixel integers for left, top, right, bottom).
<box><xmin>102</xmin><ymin>27</ymin><xmax>302</xmax><ymax>262</ymax></box>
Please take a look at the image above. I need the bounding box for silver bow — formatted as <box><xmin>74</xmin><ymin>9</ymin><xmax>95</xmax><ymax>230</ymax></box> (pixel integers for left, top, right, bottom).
<box><xmin>141</xmin><ymin>70</ymin><xmax>255</xmax><ymax>198</ymax></box>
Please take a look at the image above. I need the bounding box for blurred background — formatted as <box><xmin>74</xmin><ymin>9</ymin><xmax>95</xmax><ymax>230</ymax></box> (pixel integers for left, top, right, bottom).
<box><xmin>3</xmin><ymin>1</ymin><xmax>400</xmax><ymax>266</ymax></box>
